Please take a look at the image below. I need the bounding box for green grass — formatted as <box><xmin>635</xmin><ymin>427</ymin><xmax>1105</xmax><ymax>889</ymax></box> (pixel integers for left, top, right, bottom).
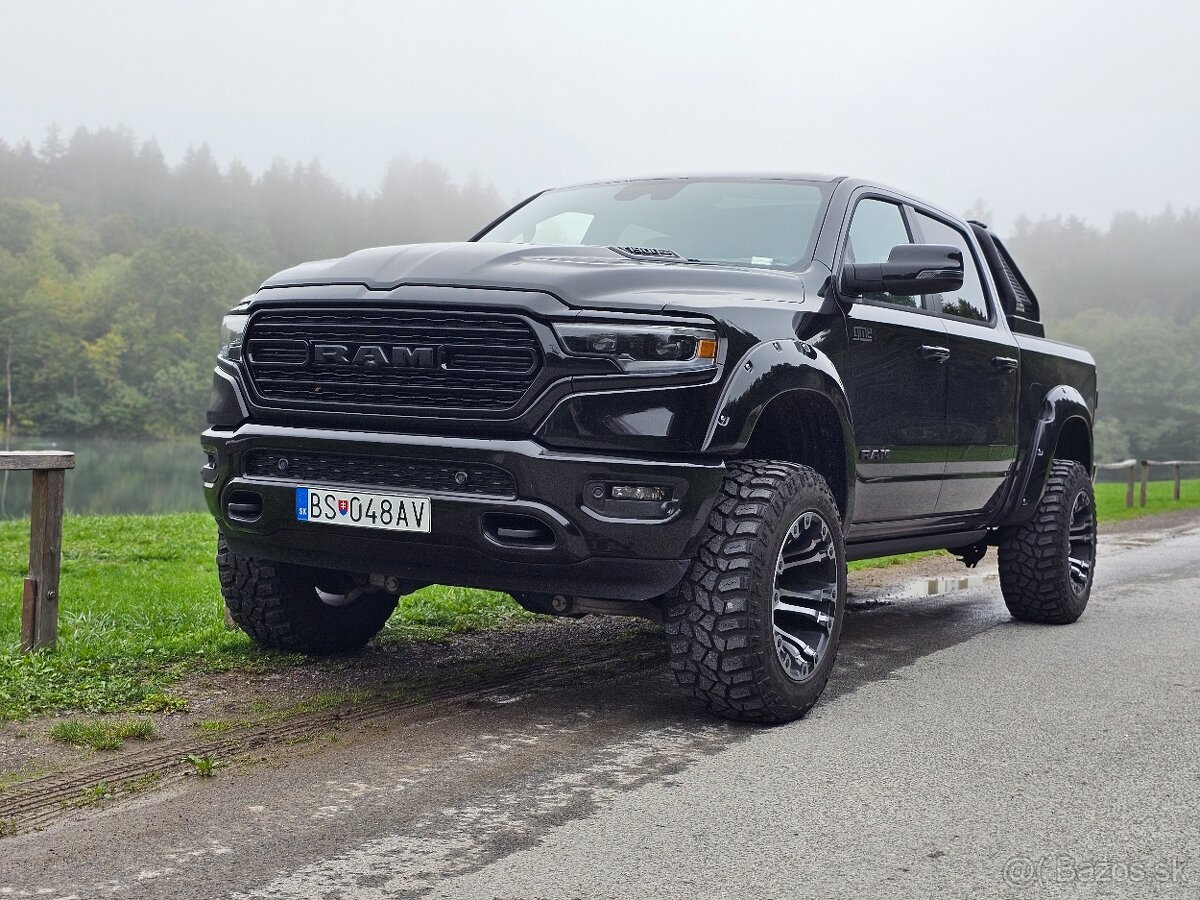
<box><xmin>0</xmin><ymin>766</ymin><xmax>54</xmax><ymax>792</ymax></box>
<box><xmin>49</xmin><ymin>717</ymin><xmax>156</xmax><ymax>750</ymax></box>
<box><xmin>848</xmin><ymin>550</ymin><xmax>942</xmax><ymax>572</ymax></box>
<box><xmin>1094</xmin><ymin>477</ymin><xmax>1200</xmax><ymax>522</ymax></box>
<box><xmin>185</xmin><ymin>752</ymin><xmax>218</xmax><ymax>777</ymax></box>
<box><xmin>122</xmin><ymin>771</ymin><xmax>163</xmax><ymax>793</ymax></box>
<box><xmin>74</xmin><ymin>781</ymin><xmax>114</xmax><ymax>807</ymax></box>
<box><xmin>1</xmin><ymin>514</ymin><xmax>255</xmax><ymax>720</ymax></box>
<box><xmin>0</xmin><ymin>513</ymin><xmax>534</xmax><ymax>720</ymax></box>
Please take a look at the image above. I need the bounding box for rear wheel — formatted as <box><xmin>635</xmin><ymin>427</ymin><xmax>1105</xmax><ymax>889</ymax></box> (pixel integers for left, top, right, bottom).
<box><xmin>998</xmin><ymin>460</ymin><xmax>1096</xmax><ymax>624</ymax></box>
<box><xmin>664</xmin><ymin>461</ymin><xmax>846</xmax><ymax>724</ymax></box>
<box><xmin>217</xmin><ymin>534</ymin><xmax>399</xmax><ymax>654</ymax></box>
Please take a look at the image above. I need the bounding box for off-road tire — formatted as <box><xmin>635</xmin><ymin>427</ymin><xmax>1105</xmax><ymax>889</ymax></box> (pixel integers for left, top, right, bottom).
<box><xmin>663</xmin><ymin>460</ymin><xmax>846</xmax><ymax>724</ymax></box>
<box><xmin>217</xmin><ymin>534</ymin><xmax>399</xmax><ymax>654</ymax></box>
<box><xmin>998</xmin><ymin>460</ymin><xmax>1096</xmax><ymax>624</ymax></box>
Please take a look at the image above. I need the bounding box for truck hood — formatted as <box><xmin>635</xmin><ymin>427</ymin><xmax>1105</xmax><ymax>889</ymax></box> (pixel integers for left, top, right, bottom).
<box><xmin>260</xmin><ymin>242</ymin><xmax>808</xmax><ymax>311</ymax></box>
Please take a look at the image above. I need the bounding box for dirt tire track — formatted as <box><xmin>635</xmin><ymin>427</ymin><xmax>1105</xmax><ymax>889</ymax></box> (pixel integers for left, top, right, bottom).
<box><xmin>0</xmin><ymin>637</ymin><xmax>666</xmax><ymax>833</ymax></box>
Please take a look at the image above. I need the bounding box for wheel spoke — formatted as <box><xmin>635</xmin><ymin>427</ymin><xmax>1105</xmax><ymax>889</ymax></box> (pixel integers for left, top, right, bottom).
<box><xmin>777</xmin><ymin>550</ymin><xmax>826</xmax><ymax>572</ymax></box>
<box><xmin>774</xmin><ymin>599</ymin><xmax>834</xmax><ymax>628</ymax></box>
<box><xmin>780</xmin><ymin>535</ymin><xmax>823</xmax><ymax>561</ymax></box>
<box><xmin>775</xmin><ymin>638</ymin><xmax>806</xmax><ymax>671</ymax></box>
<box><xmin>776</xmin><ymin>586</ymin><xmax>835</xmax><ymax>604</ymax></box>
<box><xmin>773</xmin><ymin>625</ymin><xmax>818</xmax><ymax>661</ymax></box>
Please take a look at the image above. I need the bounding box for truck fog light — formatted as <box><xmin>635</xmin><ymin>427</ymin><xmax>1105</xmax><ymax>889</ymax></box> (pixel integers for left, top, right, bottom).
<box><xmin>610</xmin><ymin>485</ymin><xmax>668</xmax><ymax>501</ymax></box>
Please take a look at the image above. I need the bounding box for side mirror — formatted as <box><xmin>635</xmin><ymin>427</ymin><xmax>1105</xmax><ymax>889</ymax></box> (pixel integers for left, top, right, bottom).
<box><xmin>841</xmin><ymin>244</ymin><xmax>964</xmax><ymax>298</ymax></box>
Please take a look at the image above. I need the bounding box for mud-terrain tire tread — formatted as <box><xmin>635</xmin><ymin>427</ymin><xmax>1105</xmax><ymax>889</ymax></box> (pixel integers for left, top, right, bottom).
<box><xmin>663</xmin><ymin>460</ymin><xmax>845</xmax><ymax>724</ymax></box>
<box><xmin>217</xmin><ymin>534</ymin><xmax>398</xmax><ymax>654</ymax></box>
<box><xmin>998</xmin><ymin>460</ymin><xmax>1094</xmax><ymax>624</ymax></box>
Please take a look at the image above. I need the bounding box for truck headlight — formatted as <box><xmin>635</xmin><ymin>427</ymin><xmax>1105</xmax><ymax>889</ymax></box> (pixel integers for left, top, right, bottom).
<box><xmin>553</xmin><ymin>323</ymin><xmax>719</xmax><ymax>373</ymax></box>
<box><xmin>218</xmin><ymin>314</ymin><xmax>249</xmax><ymax>360</ymax></box>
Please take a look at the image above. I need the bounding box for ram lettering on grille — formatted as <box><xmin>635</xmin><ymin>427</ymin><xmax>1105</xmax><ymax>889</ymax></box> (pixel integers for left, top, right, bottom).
<box><xmin>243</xmin><ymin>308</ymin><xmax>542</xmax><ymax>412</ymax></box>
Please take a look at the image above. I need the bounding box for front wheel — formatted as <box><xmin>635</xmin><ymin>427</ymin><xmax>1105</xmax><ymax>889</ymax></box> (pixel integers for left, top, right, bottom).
<box><xmin>664</xmin><ymin>461</ymin><xmax>846</xmax><ymax>724</ymax></box>
<box><xmin>998</xmin><ymin>460</ymin><xmax>1097</xmax><ymax>624</ymax></box>
<box><xmin>217</xmin><ymin>534</ymin><xmax>399</xmax><ymax>654</ymax></box>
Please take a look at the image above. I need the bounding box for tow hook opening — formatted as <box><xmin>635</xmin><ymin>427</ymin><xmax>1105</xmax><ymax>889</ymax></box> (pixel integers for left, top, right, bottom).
<box><xmin>481</xmin><ymin>513</ymin><xmax>556</xmax><ymax>549</ymax></box>
<box><xmin>226</xmin><ymin>490</ymin><xmax>263</xmax><ymax>523</ymax></box>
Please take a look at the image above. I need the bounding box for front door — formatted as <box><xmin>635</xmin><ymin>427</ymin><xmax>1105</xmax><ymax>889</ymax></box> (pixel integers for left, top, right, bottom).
<box><xmin>840</xmin><ymin>197</ymin><xmax>949</xmax><ymax>525</ymax></box>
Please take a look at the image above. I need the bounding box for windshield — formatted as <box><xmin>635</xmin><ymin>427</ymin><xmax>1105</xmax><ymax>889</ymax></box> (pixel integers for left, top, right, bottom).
<box><xmin>477</xmin><ymin>179</ymin><xmax>830</xmax><ymax>268</ymax></box>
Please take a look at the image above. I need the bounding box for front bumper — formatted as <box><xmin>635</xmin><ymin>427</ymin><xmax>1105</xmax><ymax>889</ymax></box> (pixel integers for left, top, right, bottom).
<box><xmin>202</xmin><ymin>424</ymin><xmax>725</xmax><ymax>601</ymax></box>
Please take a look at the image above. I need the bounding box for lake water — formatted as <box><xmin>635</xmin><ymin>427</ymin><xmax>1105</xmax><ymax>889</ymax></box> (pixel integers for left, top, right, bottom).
<box><xmin>0</xmin><ymin>437</ymin><xmax>207</xmax><ymax>519</ymax></box>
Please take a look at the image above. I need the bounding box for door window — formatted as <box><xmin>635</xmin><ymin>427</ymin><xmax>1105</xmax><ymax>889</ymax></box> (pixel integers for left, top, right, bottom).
<box><xmin>844</xmin><ymin>199</ymin><xmax>920</xmax><ymax>309</ymax></box>
<box><xmin>914</xmin><ymin>212</ymin><xmax>991</xmax><ymax>322</ymax></box>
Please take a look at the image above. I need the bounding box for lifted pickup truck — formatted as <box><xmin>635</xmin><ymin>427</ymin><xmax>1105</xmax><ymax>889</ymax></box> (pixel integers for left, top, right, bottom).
<box><xmin>204</xmin><ymin>175</ymin><xmax>1097</xmax><ymax>723</ymax></box>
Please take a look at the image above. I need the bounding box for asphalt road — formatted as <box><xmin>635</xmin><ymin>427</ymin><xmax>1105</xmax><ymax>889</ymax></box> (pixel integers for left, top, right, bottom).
<box><xmin>2</xmin><ymin>520</ymin><xmax>1198</xmax><ymax>899</ymax></box>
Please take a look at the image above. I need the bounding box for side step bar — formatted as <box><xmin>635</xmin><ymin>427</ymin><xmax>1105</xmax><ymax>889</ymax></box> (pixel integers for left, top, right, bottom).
<box><xmin>845</xmin><ymin>529</ymin><xmax>989</xmax><ymax>563</ymax></box>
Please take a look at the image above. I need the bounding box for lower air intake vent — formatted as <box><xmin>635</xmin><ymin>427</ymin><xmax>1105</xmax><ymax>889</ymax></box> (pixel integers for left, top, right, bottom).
<box><xmin>245</xmin><ymin>450</ymin><xmax>517</xmax><ymax>498</ymax></box>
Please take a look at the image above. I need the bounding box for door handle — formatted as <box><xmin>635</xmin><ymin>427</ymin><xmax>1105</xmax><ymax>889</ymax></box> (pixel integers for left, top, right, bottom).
<box><xmin>919</xmin><ymin>345</ymin><xmax>951</xmax><ymax>363</ymax></box>
<box><xmin>991</xmin><ymin>355</ymin><xmax>1019</xmax><ymax>371</ymax></box>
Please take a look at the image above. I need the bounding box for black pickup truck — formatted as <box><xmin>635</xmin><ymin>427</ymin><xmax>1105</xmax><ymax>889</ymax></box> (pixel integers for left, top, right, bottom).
<box><xmin>204</xmin><ymin>175</ymin><xmax>1097</xmax><ymax>723</ymax></box>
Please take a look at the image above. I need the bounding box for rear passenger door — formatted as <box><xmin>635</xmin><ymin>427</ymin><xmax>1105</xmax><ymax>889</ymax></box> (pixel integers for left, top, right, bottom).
<box><xmin>911</xmin><ymin>210</ymin><xmax>1019</xmax><ymax>516</ymax></box>
<box><xmin>841</xmin><ymin>196</ymin><xmax>949</xmax><ymax>525</ymax></box>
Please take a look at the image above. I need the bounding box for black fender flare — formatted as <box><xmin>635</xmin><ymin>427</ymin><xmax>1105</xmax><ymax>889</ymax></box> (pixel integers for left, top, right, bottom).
<box><xmin>1002</xmin><ymin>384</ymin><xmax>1093</xmax><ymax>524</ymax></box>
<box><xmin>702</xmin><ymin>339</ymin><xmax>857</xmax><ymax>518</ymax></box>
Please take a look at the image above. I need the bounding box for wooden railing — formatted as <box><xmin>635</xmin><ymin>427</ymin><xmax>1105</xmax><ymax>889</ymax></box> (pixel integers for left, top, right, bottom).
<box><xmin>1</xmin><ymin>451</ymin><xmax>74</xmax><ymax>651</ymax></box>
<box><xmin>1094</xmin><ymin>458</ymin><xmax>1199</xmax><ymax>509</ymax></box>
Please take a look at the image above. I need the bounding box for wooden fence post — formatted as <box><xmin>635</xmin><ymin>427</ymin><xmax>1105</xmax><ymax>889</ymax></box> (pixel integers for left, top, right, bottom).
<box><xmin>20</xmin><ymin>577</ymin><xmax>37</xmax><ymax>650</ymax></box>
<box><xmin>27</xmin><ymin>468</ymin><xmax>66</xmax><ymax>650</ymax></box>
<box><xmin>2</xmin><ymin>451</ymin><xmax>74</xmax><ymax>652</ymax></box>
<box><xmin>1095</xmin><ymin>458</ymin><xmax>1195</xmax><ymax>510</ymax></box>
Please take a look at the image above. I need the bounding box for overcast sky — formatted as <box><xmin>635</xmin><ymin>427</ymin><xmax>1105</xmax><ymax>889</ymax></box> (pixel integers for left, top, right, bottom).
<box><xmin>2</xmin><ymin>0</ymin><xmax>1197</xmax><ymax>231</ymax></box>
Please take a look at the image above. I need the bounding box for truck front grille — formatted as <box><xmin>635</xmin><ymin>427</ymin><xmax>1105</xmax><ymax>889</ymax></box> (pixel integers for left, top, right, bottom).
<box><xmin>244</xmin><ymin>450</ymin><xmax>517</xmax><ymax>498</ymax></box>
<box><xmin>243</xmin><ymin>308</ymin><xmax>543</xmax><ymax>413</ymax></box>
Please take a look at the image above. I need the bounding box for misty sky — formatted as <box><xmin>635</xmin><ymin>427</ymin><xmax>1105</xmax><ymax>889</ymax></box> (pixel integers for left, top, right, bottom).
<box><xmin>2</xmin><ymin>0</ymin><xmax>1197</xmax><ymax>232</ymax></box>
